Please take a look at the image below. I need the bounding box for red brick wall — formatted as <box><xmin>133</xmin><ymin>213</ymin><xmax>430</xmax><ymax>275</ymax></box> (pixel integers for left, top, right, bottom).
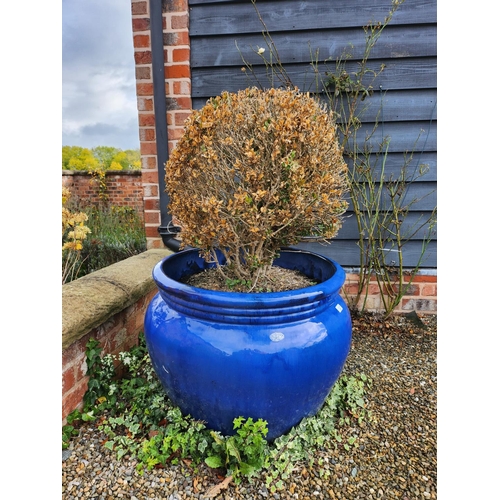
<box><xmin>343</xmin><ymin>273</ymin><xmax>437</xmax><ymax>315</ymax></box>
<box><xmin>62</xmin><ymin>171</ymin><xmax>144</xmax><ymax>216</ymax></box>
<box><xmin>132</xmin><ymin>0</ymin><xmax>192</xmax><ymax>249</ymax></box>
<box><xmin>62</xmin><ymin>289</ymin><xmax>157</xmax><ymax>424</ymax></box>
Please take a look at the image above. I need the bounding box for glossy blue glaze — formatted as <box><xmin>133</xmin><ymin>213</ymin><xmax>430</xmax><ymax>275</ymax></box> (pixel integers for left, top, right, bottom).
<box><xmin>144</xmin><ymin>248</ymin><xmax>352</xmax><ymax>440</ymax></box>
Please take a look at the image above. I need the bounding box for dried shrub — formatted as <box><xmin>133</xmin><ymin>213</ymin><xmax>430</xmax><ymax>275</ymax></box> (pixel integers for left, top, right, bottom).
<box><xmin>165</xmin><ymin>87</ymin><xmax>349</xmax><ymax>286</ymax></box>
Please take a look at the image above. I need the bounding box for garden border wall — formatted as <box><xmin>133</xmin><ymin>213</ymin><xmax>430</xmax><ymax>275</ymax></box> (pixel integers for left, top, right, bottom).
<box><xmin>62</xmin><ymin>248</ymin><xmax>172</xmax><ymax>424</ymax></box>
<box><xmin>62</xmin><ymin>170</ymin><xmax>144</xmax><ymax>217</ymax></box>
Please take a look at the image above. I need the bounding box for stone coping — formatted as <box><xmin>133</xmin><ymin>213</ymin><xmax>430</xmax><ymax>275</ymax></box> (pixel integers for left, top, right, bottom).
<box><xmin>62</xmin><ymin>249</ymin><xmax>172</xmax><ymax>350</ymax></box>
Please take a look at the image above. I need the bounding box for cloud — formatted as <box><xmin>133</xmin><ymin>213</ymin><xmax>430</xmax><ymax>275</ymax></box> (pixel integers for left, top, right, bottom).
<box><xmin>62</xmin><ymin>0</ymin><xmax>139</xmax><ymax>150</ymax></box>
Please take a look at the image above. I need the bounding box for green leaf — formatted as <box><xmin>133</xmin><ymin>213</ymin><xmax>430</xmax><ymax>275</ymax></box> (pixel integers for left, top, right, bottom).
<box><xmin>205</xmin><ymin>455</ymin><xmax>223</xmax><ymax>469</ymax></box>
<box><xmin>226</xmin><ymin>439</ymin><xmax>242</xmax><ymax>462</ymax></box>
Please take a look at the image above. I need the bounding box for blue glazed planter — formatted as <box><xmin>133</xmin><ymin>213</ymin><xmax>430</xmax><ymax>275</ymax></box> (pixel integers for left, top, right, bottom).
<box><xmin>144</xmin><ymin>248</ymin><xmax>352</xmax><ymax>440</ymax></box>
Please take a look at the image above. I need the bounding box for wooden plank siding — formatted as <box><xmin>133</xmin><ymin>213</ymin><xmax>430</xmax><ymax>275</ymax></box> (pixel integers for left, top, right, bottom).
<box><xmin>187</xmin><ymin>0</ymin><xmax>437</xmax><ymax>269</ymax></box>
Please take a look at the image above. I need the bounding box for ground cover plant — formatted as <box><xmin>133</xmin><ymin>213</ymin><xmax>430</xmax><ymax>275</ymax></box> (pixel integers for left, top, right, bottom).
<box><xmin>63</xmin><ymin>335</ymin><xmax>371</xmax><ymax>494</ymax></box>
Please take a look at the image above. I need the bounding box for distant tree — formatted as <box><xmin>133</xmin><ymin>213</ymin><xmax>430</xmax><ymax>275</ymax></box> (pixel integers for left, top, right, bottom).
<box><xmin>62</xmin><ymin>145</ymin><xmax>141</xmax><ymax>171</ymax></box>
<box><xmin>62</xmin><ymin>146</ymin><xmax>99</xmax><ymax>171</ymax></box>
<box><xmin>92</xmin><ymin>146</ymin><xmax>119</xmax><ymax>170</ymax></box>
<box><xmin>123</xmin><ymin>149</ymin><xmax>141</xmax><ymax>170</ymax></box>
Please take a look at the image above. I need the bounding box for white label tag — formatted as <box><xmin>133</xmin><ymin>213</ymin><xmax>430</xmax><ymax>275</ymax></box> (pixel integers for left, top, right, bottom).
<box><xmin>335</xmin><ymin>304</ymin><xmax>343</xmax><ymax>313</ymax></box>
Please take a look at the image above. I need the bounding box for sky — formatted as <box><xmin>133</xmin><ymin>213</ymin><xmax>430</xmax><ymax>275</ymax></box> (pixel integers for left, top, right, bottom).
<box><xmin>62</xmin><ymin>0</ymin><xmax>140</xmax><ymax>151</ymax></box>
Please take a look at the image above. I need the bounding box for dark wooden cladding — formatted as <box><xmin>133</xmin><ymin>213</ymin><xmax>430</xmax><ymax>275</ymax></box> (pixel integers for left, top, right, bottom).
<box><xmin>189</xmin><ymin>0</ymin><xmax>436</xmax><ymax>35</ymax></box>
<box><xmin>192</xmin><ymin>59</ymin><xmax>437</xmax><ymax>103</ymax></box>
<box><xmin>190</xmin><ymin>25</ymin><xmax>436</xmax><ymax>67</ymax></box>
<box><xmin>187</xmin><ymin>0</ymin><xmax>437</xmax><ymax>268</ymax></box>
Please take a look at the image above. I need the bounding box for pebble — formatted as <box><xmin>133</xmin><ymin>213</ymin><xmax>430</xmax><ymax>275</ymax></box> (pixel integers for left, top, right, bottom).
<box><xmin>62</xmin><ymin>315</ymin><xmax>437</xmax><ymax>499</ymax></box>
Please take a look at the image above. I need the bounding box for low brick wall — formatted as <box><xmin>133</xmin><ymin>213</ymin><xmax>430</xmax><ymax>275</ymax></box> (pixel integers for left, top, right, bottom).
<box><xmin>62</xmin><ymin>170</ymin><xmax>144</xmax><ymax>215</ymax></box>
<box><xmin>343</xmin><ymin>273</ymin><xmax>437</xmax><ymax>314</ymax></box>
<box><xmin>62</xmin><ymin>249</ymin><xmax>172</xmax><ymax>424</ymax></box>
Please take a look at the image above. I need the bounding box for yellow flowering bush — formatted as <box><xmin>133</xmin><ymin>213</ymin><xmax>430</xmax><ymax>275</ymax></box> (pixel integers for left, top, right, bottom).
<box><xmin>62</xmin><ymin>188</ymin><xmax>91</xmax><ymax>283</ymax></box>
<box><xmin>165</xmin><ymin>87</ymin><xmax>349</xmax><ymax>286</ymax></box>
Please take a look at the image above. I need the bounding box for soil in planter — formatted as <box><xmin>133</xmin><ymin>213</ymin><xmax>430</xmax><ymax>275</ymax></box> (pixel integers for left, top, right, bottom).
<box><xmin>182</xmin><ymin>265</ymin><xmax>316</xmax><ymax>293</ymax></box>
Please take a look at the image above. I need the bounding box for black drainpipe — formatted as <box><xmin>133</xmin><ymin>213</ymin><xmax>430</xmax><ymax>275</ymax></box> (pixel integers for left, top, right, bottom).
<box><xmin>150</xmin><ymin>0</ymin><xmax>181</xmax><ymax>251</ymax></box>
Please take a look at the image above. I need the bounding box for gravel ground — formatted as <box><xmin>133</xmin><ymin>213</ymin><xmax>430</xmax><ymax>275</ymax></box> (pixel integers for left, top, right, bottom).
<box><xmin>62</xmin><ymin>313</ymin><xmax>437</xmax><ymax>500</ymax></box>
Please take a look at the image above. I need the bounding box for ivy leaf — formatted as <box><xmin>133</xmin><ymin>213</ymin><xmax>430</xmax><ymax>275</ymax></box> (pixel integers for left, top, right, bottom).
<box><xmin>205</xmin><ymin>455</ymin><xmax>223</xmax><ymax>469</ymax></box>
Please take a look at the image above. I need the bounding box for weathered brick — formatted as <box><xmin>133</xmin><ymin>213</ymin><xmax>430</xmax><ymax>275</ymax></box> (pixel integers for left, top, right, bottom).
<box><xmin>140</xmin><ymin>141</ymin><xmax>157</xmax><ymax>155</ymax></box>
<box><xmin>135</xmin><ymin>66</ymin><xmax>151</xmax><ymax>80</ymax></box>
<box><xmin>165</xmin><ymin>0</ymin><xmax>188</xmax><ymax>13</ymax></box>
<box><xmin>131</xmin><ymin>1</ymin><xmax>148</xmax><ymax>15</ymax></box>
<box><xmin>132</xmin><ymin>17</ymin><xmax>150</xmax><ymax>32</ymax></box>
<box><xmin>134</xmin><ymin>50</ymin><xmax>152</xmax><ymax>65</ymax></box>
<box><xmin>171</xmin><ymin>13</ymin><xmax>189</xmax><ymax>29</ymax></box>
<box><xmin>173</xmin><ymin>80</ymin><xmax>191</xmax><ymax>95</ymax></box>
<box><xmin>139</xmin><ymin>127</ymin><xmax>156</xmax><ymax>141</ymax></box>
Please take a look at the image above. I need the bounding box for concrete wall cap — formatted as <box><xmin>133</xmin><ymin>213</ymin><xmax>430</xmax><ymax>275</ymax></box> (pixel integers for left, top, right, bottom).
<box><xmin>62</xmin><ymin>249</ymin><xmax>172</xmax><ymax>350</ymax></box>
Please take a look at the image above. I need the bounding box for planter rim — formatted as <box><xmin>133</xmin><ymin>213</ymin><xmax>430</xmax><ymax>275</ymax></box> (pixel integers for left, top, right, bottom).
<box><xmin>151</xmin><ymin>248</ymin><xmax>346</xmax><ymax>323</ymax></box>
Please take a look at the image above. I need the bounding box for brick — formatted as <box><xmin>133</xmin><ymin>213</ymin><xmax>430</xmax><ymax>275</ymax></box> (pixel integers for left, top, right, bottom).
<box><xmin>136</xmin><ymin>82</ymin><xmax>154</xmax><ymax>96</ymax></box>
<box><xmin>164</xmin><ymin>31</ymin><xmax>189</xmax><ymax>46</ymax></box>
<box><xmin>137</xmin><ymin>97</ymin><xmax>153</xmax><ymax>111</ymax></box>
<box><xmin>166</xmin><ymin>97</ymin><xmax>192</xmax><ymax>111</ymax></box>
<box><xmin>406</xmin><ymin>274</ymin><xmax>437</xmax><ymax>283</ymax></box>
<box><xmin>173</xmin><ymin>47</ymin><xmax>190</xmax><ymax>63</ymax></box>
<box><xmin>421</xmin><ymin>284</ymin><xmax>437</xmax><ymax>296</ymax></box>
<box><xmin>174</xmin><ymin>111</ymin><xmax>192</xmax><ymax>126</ymax></box>
<box><xmin>147</xmin><ymin>238</ymin><xmax>163</xmax><ymax>249</ymax></box>
<box><xmin>165</xmin><ymin>64</ymin><xmax>190</xmax><ymax>79</ymax></box>
<box><xmin>143</xmin><ymin>184</ymin><xmax>158</xmax><ymax>197</ymax></box>
<box><xmin>131</xmin><ymin>1</ymin><xmax>148</xmax><ymax>15</ymax></box>
<box><xmin>168</xmin><ymin>127</ymin><xmax>186</xmax><ymax>140</ymax></box>
<box><xmin>139</xmin><ymin>113</ymin><xmax>156</xmax><ymax>126</ymax></box>
<box><xmin>173</xmin><ymin>80</ymin><xmax>191</xmax><ymax>95</ymax></box>
<box><xmin>165</xmin><ymin>0</ymin><xmax>188</xmax><ymax>12</ymax></box>
<box><xmin>145</xmin><ymin>211</ymin><xmax>161</xmax><ymax>224</ymax></box>
<box><xmin>139</xmin><ymin>128</ymin><xmax>156</xmax><ymax>141</ymax></box>
<box><xmin>62</xmin><ymin>366</ymin><xmax>76</xmax><ymax>394</ymax></box>
<box><xmin>142</xmin><ymin>171</ymin><xmax>160</xmax><ymax>184</ymax></box>
<box><xmin>141</xmin><ymin>156</ymin><xmax>157</xmax><ymax>169</ymax></box>
<box><xmin>145</xmin><ymin>225</ymin><xmax>161</xmax><ymax>238</ymax></box>
<box><xmin>134</xmin><ymin>34</ymin><xmax>150</xmax><ymax>49</ymax></box>
<box><xmin>140</xmin><ymin>141</ymin><xmax>157</xmax><ymax>155</ymax></box>
<box><xmin>401</xmin><ymin>298</ymin><xmax>437</xmax><ymax>312</ymax></box>
<box><xmin>135</xmin><ymin>66</ymin><xmax>151</xmax><ymax>80</ymax></box>
<box><xmin>132</xmin><ymin>17</ymin><xmax>150</xmax><ymax>32</ymax></box>
<box><xmin>171</xmin><ymin>13</ymin><xmax>189</xmax><ymax>29</ymax></box>
<box><xmin>144</xmin><ymin>199</ymin><xmax>160</xmax><ymax>210</ymax></box>
<box><xmin>134</xmin><ymin>50</ymin><xmax>152</xmax><ymax>65</ymax></box>
<box><xmin>62</xmin><ymin>381</ymin><xmax>88</xmax><ymax>421</ymax></box>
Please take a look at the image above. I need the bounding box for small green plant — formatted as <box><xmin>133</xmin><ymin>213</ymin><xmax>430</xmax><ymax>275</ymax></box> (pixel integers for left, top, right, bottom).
<box><xmin>205</xmin><ymin>417</ymin><xmax>269</xmax><ymax>483</ymax></box>
<box><xmin>64</xmin><ymin>337</ymin><xmax>371</xmax><ymax>490</ymax></box>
